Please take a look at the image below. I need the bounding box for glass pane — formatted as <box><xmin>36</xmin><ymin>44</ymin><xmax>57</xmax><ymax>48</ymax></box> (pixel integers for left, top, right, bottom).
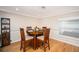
<box><xmin>60</xmin><ymin>19</ymin><xmax>79</xmax><ymax>38</ymax></box>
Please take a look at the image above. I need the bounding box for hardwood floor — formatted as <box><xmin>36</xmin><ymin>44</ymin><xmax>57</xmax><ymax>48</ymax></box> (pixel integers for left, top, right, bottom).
<box><xmin>0</xmin><ymin>39</ymin><xmax>79</xmax><ymax>52</ymax></box>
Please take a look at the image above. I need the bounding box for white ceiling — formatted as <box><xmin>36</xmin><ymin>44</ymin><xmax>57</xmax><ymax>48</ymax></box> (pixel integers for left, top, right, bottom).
<box><xmin>0</xmin><ymin>6</ymin><xmax>79</xmax><ymax>18</ymax></box>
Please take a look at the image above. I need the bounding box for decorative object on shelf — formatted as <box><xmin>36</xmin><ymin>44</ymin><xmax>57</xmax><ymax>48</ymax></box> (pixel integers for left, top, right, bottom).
<box><xmin>1</xmin><ymin>18</ymin><xmax>10</xmax><ymax>47</ymax></box>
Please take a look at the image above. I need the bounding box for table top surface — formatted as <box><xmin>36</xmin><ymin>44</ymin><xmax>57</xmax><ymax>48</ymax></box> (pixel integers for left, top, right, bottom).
<box><xmin>27</xmin><ymin>30</ymin><xmax>43</xmax><ymax>36</ymax></box>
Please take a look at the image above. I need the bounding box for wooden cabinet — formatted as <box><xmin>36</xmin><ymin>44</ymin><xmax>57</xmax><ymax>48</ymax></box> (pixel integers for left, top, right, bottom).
<box><xmin>1</xmin><ymin>18</ymin><xmax>10</xmax><ymax>47</ymax></box>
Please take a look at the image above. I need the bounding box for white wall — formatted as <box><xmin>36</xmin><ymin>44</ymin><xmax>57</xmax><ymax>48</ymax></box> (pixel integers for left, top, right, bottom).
<box><xmin>0</xmin><ymin>11</ymin><xmax>39</xmax><ymax>43</ymax></box>
<box><xmin>0</xmin><ymin>18</ymin><xmax>1</xmax><ymax>46</ymax></box>
<box><xmin>0</xmin><ymin>19</ymin><xmax>1</xmax><ymax>34</ymax></box>
<box><xmin>0</xmin><ymin>17</ymin><xmax>1</xmax><ymax>34</ymax></box>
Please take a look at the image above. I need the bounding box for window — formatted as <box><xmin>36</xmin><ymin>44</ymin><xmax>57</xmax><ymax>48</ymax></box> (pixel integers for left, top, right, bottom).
<box><xmin>60</xmin><ymin>19</ymin><xmax>79</xmax><ymax>38</ymax></box>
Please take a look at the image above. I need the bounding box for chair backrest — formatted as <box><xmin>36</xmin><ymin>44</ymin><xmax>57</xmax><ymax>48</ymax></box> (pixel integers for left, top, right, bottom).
<box><xmin>26</xmin><ymin>26</ymin><xmax>32</xmax><ymax>30</ymax></box>
<box><xmin>26</xmin><ymin>26</ymin><xmax>33</xmax><ymax>33</ymax></box>
<box><xmin>20</xmin><ymin>28</ymin><xmax>25</xmax><ymax>41</ymax></box>
<box><xmin>42</xmin><ymin>27</ymin><xmax>47</xmax><ymax>32</ymax></box>
<box><xmin>43</xmin><ymin>28</ymin><xmax>50</xmax><ymax>43</ymax></box>
<box><xmin>42</xmin><ymin>27</ymin><xmax>47</xmax><ymax>29</ymax></box>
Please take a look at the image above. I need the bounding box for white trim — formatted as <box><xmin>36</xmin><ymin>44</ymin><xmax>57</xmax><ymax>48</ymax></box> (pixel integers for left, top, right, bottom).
<box><xmin>11</xmin><ymin>39</ymin><xmax>20</xmax><ymax>43</ymax></box>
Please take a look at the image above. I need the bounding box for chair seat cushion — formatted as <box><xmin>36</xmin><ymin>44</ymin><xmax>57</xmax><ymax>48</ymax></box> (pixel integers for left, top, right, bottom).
<box><xmin>25</xmin><ymin>39</ymin><xmax>33</xmax><ymax>47</ymax></box>
<box><xmin>37</xmin><ymin>36</ymin><xmax>44</xmax><ymax>40</ymax></box>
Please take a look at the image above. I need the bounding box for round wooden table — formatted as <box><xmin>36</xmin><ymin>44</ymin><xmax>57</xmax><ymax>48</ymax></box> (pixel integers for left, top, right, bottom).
<box><xmin>27</xmin><ymin>30</ymin><xmax>43</xmax><ymax>50</ymax></box>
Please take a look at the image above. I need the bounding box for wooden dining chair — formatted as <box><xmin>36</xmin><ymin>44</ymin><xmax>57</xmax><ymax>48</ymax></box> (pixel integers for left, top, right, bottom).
<box><xmin>42</xmin><ymin>27</ymin><xmax>47</xmax><ymax>30</ymax></box>
<box><xmin>20</xmin><ymin>28</ymin><xmax>33</xmax><ymax>52</ymax></box>
<box><xmin>38</xmin><ymin>28</ymin><xmax>50</xmax><ymax>52</ymax></box>
<box><xmin>43</xmin><ymin>28</ymin><xmax>50</xmax><ymax>52</ymax></box>
<box><xmin>20</xmin><ymin>28</ymin><xmax>26</xmax><ymax>52</ymax></box>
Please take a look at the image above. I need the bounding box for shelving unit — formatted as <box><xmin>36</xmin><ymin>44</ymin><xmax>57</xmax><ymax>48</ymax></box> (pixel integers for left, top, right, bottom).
<box><xmin>1</xmin><ymin>18</ymin><xmax>10</xmax><ymax>47</ymax></box>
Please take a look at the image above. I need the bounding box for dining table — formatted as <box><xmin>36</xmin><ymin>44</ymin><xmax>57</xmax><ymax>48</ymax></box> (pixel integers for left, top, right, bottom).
<box><xmin>27</xmin><ymin>30</ymin><xmax>43</xmax><ymax>50</ymax></box>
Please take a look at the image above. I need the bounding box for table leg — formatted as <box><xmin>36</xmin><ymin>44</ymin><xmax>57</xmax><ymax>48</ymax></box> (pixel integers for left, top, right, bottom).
<box><xmin>36</xmin><ymin>36</ymin><xmax>38</xmax><ymax>49</ymax></box>
<box><xmin>33</xmin><ymin>36</ymin><xmax>36</xmax><ymax>50</ymax></box>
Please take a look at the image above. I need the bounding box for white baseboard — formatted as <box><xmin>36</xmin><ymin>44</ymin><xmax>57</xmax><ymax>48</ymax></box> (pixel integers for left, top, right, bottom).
<box><xmin>11</xmin><ymin>35</ymin><xmax>79</xmax><ymax>47</ymax></box>
<box><xmin>50</xmin><ymin>35</ymin><xmax>79</xmax><ymax>47</ymax></box>
<box><xmin>53</xmin><ymin>38</ymin><xmax>79</xmax><ymax>47</ymax></box>
<box><xmin>11</xmin><ymin>40</ymin><xmax>20</xmax><ymax>43</ymax></box>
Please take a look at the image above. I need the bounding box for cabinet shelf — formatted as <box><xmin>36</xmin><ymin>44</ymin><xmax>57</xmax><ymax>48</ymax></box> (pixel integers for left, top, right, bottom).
<box><xmin>2</xmin><ymin>23</ymin><xmax>10</xmax><ymax>25</ymax></box>
<box><xmin>2</xmin><ymin>28</ymin><xmax>10</xmax><ymax>30</ymax></box>
<box><xmin>1</xmin><ymin>18</ymin><xmax>10</xmax><ymax>47</ymax></box>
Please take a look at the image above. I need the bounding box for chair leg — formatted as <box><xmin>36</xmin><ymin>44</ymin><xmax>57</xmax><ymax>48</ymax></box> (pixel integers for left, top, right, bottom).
<box><xmin>23</xmin><ymin>41</ymin><xmax>26</xmax><ymax>52</ymax></box>
<box><xmin>44</xmin><ymin>43</ymin><xmax>46</xmax><ymax>52</ymax></box>
<box><xmin>44</xmin><ymin>48</ymin><xmax>46</xmax><ymax>52</ymax></box>
<box><xmin>48</xmin><ymin>41</ymin><xmax>50</xmax><ymax>50</ymax></box>
<box><xmin>20</xmin><ymin>46</ymin><xmax>22</xmax><ymax>50</ymax></box>
<box><xmin>48</xmin><ymin>44</ymin><xmax>50</xmax><ymax>50</ymax></box>
<box><xmin>20</xmin><ymin>42</ymin><xmax>22</xmax><ymax>50</ymax></box>
<box><xmin>23</xmin><ymin>47</ymin><xmax>26</xmax><ymax>52</ymax></box>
